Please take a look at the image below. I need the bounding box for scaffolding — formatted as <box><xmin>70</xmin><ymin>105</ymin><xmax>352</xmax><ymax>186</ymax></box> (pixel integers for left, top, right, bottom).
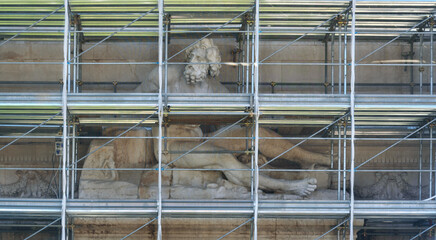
<box><xmin>0</xmin><ymin>0</ymin><xmax>436</xmax><ymax>239</ymax></box>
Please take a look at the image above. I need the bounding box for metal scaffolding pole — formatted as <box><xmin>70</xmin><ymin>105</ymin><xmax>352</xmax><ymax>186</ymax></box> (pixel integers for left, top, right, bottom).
<box><xmin>61</xmin><ymin>0</ymin><xmax>69</xmax><ymax>238</ymax></box>
<box><xmin>0</xmin><ymin>112</ymin><xmax>61</xmax><ymax>152</ymax></box>
<box><xmin>431</xmin><ymin>19</ymin><xmax>434</xmax><ymax>95</ymax></box>
<box><xmin>0</xmin><ymin>5</ymin><xmax>64</xmax><ymax>48</ymax></box>
<box><xmin>410</xmin><ymin>223</ymin><xmax>436</xmax><ymax>240</ymax></box>
<box><xmin>71</xmin><ymin>124</ymin><xmax>76</xmax><ymax>199</ymax></box>
<box><xmin>330</xmin><ymin>127</ymin><xmax>334</xmax><ymax>169</ymax></box>
<box><xmin>356</xmin><ymin>118</ymin><xmax>436</xmax><ymax>169</ymax></box>
<box><xmin>430</xmin><ymin>126</ymin><xmax>433</xmax><ymax>198</ymax></box>
<box><xmin>23</xmin><ymin>218</ymin><xmax>61</xmax><ymax>240</ymax></box>
<box><xmin>343</xmin><ymin>13</ymin><xmax>349</xmax><ymax>94</ymax></box>
<box><xmin>338</xmin><ymin>24</ymin><xmax>342</xmax><ymax>94</ymax></box>
<box><xmin>314</xmin><ymin>218</ymin><xmax>349</xmax><ymax>240</ymax></box>
<box><xmin>120</xmin><ymin>218</ymin><xmax>157</xmax><ymax>240</ymax></box>
<box><xmin>324</xmin><ymin>40</ymin><xmax>328</xmax><ymax>94</ymax></box>
<box><xmin>332</xmin><ymin>33</ymin><xmax>336</xmax><ymax>94</ymax></box>
<box><xmin>349</xmin><ymin>0</ymin><xmax>356</xmax><ymax>239</ymax></box>
<box><xmin>343</xmin><ymin>118</ymin><xmax>348</xmax><ymax>200</ymax></box>
<box><xmin>338</xmin><ymin>124</ymin><xmax>342</xmax><ymax>200</ymax></box>
<box><xmin>66</xmin><ymin>12</ymin><xmax>72</xmax><ymax>204</ymax></box>
<box><xmin>420</xmin><ymin>33</ymin><xmax>424</xmax><ymax>94</ymax></box>
<box><xmin>420</xmin><ymin>131</ymin><xmax>423</xmax><ymax>200</ymax></box>
<box><xmin>261</xmin><ymin>6</ymin><xmax>351</xmax><ymax>63</ymax></box>
<box><xmin>157</xmin><ymin>0</ymin><xmax>164</xmax><ymax>239</ymax></box>
<box><xmin>253</xmin><ymin>0</ymin><xmax>260</xmax><ymax>239</ymax></box>
<box><xmin>410</xmin><ymin>40</ymin><xmax>415</xmax><ymax>94</ymax></box>
<box><xmin>246</xmin><ymin>20</ymin><xmax>250</xmax><ymax>94</ymax></box>
<box><xmin>73</xmin><ymin>22</ymin><xmax>77</xmax><ymax>93</ymax></box>
<box><xmin>70</xmin><ymin>7</ymin><xmax>157</xmax><ymax>62</ymax></box>
<box><xmin>167</xmin><ymin>7</ymin><xmax>254</xmax><ymax>61</ymax></box>
<box><xmin>357</xmin><ymin>16</ymin><xmax>433</xmax><ymax>64</ymax></box>
<box><xmin>4</xmin><ymin>2</ymin><xmax>436</xmax><ymax>239</ymax></box>
<box><xmin>164</xmin><ymin>16</ymin><xmax>169</xmax><ymax>106</ymax></box>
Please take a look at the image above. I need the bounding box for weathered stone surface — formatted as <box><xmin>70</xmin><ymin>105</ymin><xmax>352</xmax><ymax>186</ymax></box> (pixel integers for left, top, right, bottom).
<box><xmin>72</xmin><ymin>218</ymin><xmax>363</xmax><ymax>239</ymax></box>
<box><xmin>0</xmin><ymin>170</ymin><xmax>56</xmax><ymax>198</ymax></box>
<box><xmin>79</xmin><ymin>129</ymin><xmax>155</xmax><ymax>199</ymax></box>
<box><xmin>79</xmin><ymin>180</ymin><xmax>138</xmax><ymax>199</ymax></box>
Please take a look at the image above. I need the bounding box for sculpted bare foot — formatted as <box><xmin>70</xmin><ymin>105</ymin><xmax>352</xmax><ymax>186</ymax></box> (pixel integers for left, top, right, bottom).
<box><xmin>288</xmin><ymin>178</ymin><xmax>317</xmax><ymax>196</ymax></box>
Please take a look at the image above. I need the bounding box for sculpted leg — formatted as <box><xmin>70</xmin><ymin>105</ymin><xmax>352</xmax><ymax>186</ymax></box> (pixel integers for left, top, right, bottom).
<box><xmin>166</xmin><ymin>142</ymin><xmax>317</xmax><ymax>196</ymax></box>
<box><xmin>206</xmin><ymin>126</ymin><xmax>330</xmax><ymax>166</ymax></box>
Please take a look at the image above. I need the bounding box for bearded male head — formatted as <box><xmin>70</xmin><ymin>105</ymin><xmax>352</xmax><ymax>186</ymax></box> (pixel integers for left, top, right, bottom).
<box><xmin>183</xmin><ymin>38</ymin><xmax>222</xmax><ymax>84</ymax></box>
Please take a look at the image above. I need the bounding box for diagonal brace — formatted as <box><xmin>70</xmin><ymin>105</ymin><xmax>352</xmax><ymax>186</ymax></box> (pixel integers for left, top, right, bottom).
<box><xmin>424</xmin><ymin>195</ymin><xmax>436</xmax><ymax>201</ymax></box>
<box><xmin>357</xmin><ymin>16</ymin><xmax>433</xmax><ymax>64</ymax></box>
<box><xmin>70</xmin><ymin>111</ymin><xmax>157</xmax><ymax>168</ymax></box>
<box><xmin>356</xmin><ymin>117</ymin><xmax>436</xmax><ymax>169</ymax></box>
<box><xmin>260</xmin><ymin>112</ymin><xmax>350</xmax><ymax>168</ymax></box>
<box><xmin>0</xmin><ymin>111</ymin><xmax>61</xmax><ymax>152</ymax></box>
<box><xmin>24</xmin><ymin>218</ymin><xmax>61</xmax><ymax>240</ymax></box>
<box><xmin>163</xmin><ymin>116</ymin><xmax>248</xmax><ymax>168</ymax></box>
<box><xmin>217</xmin><ymin>217</ymin><xmax>253</xmax><ymax>240</ymax></box>
<box><xmin>70</xmin><ymin>7</ymin><xmax>157</xmax><ymax>62</ymax></box>
<box><xmin>120</xmin><ymin>217</ymin><xmax>157</xmax><ymax>240</ymax></box>
<box><xmin>314</xmin><ymin>217</ymin><xmax>349</xmax><ymax>240</ymax></box>
<box><xmin>167</xmin><ymin>6</ymin><xmax>255</xmax><ymax>61</ymax></box>
<box><xmin>261</xmin><ymin>6</ymin><xmax>351</xmax><ymax>63</ymax></box>
<box><xmin>0</xmin><ymin>5</ymin><xmax>64</xmax><ymax>48</ymax></box>
<box><xmin>410</xmin><ymin>222</ymin><xmax>436</xmax><ymax>240</ymax></box>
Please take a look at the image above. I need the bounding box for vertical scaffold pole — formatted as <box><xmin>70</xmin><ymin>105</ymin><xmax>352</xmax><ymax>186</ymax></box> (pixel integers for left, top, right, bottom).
<box><xmin>338</xmin><ymin>24</ymin><xmax>342</xmax><ymax>94</ymax></box>
<box><xmin>331</xmin><ymin>32</ymin><xmax>335</xmax><ymax>93</ymax></box>
<box><xmin>164</xmin><ymin>18</ymin><xmax>169</xmax><ymax>106</ymax></box>
<box><xmin>344</xmin><ymin>14</ymin><xmax>348</xmax><ymax>94</ymax></box>
<box><xmin>157</xmin><ymin>0</ymin><xmax>164</xmax><ymax>239</ymax></box>
<box><xmin>73</xmin><ymin>23</ymin><xmax>77</xmax><ymax>93</ymax></box>
<box><xmin>420</xmin><ymin>131</ymin><xmax>423</xmax><ymax>200</ymax></box>
<box><xmin>66</xmin><ymin>15</ymin><xmax>72</xmax><ymax>202</ymax></box>
<box><xmin>61</xmin><ymin>1</ymin><xmax>69</xmax><ymax>239</ymax></box>
<box><xmin>67</xmin><ymin>19</ymin><xmax>71</xmax><ymax>93</ymax></box>
<box><xmin>343</xmin><ymin>118</ymin><xmax>348</xmax><ymax>200</ymax></box>
<box><xmin>430</xmin><ymin>19</ymin><xmax>434</xmax><ymax>95</ymax></box>
<box><xmin>337</xmin><ymin>125</ymin><xmax>342</xmax><ymax>200</ymax></box>
<box><xmin>430</xmin><ymin>126</ymin><xmax>433</xmax><ymax>197</ymax></box>
<box><xmin>253</xmin><ymin>0</ymin><xmax>260</xmax><ymax>239</ymax></box>
<box><xmin>419</xmin><ymin>33</ymin><xmax>424</xmax><ymax>94</ymax></box>
<box><xmin>325</xmin><ymin>41</ymin><xmax>328</xmax><ymax>94</ymax></box>
<box><xmin>246</xmin><ymin>20</ymin><xmax>250</xmax><ymax>94</ymax></box>
<box><xmin>71</xmin><ymin>124</ymin><xmax>76</xmax><ymax>199</ymax></box>
<box><xmin>349</xmin><ymin>0</ymin><xmax>356</xmax><ymax>239</ymax></box>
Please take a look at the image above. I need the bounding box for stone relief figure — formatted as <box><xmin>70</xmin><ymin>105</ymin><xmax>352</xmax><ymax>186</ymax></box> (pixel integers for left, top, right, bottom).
<box><xmin>79</xmin><ymin>133</ymin><xmax>154</xmax><ymax>199</ymax></box>
<box><xmin>135</xmin><ymin>38</ymin><xmax>334</xmax><ymax>196</ymax></box>
<box><xmin>80</xmin><ymin>39</ymin><xmax>333</xmax><ymax>199</ymax></box>
<box><xmin>135</xmin><ymin>39</ymin><xmax>330</xmax><ymax>168</ymax></box>
<box><xmin>355</xmin><ymin>172</ymin><xmax>420</xmax><ymax>200</ymax></box>
<box><xmin>0</xmin><ymin>170</ymin><xmax>56</xmax><ymax>198</ymax></box>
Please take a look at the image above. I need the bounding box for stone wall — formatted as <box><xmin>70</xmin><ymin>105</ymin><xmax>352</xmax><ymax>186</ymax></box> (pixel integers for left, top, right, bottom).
<box><xmin>72</xmin><ymin>218</ymin><xmax>362</xmax><ymax>240</ymax></box>
<box><xmin>1</xmin><ymin>38</ymin><xmax>433</xmax><ymax>94</ymax></box>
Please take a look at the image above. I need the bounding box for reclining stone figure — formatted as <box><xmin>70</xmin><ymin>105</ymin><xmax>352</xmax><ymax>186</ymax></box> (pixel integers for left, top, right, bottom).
<box><xmin>133</xmin><ymin>38</ymin><xmax>330</xmax><ymax>196</ymax></box>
